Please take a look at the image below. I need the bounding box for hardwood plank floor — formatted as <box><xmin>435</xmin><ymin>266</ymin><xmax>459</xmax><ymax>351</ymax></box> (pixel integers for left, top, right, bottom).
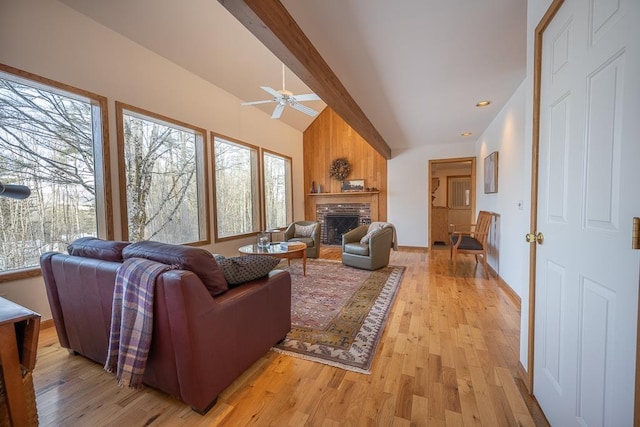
<box><xmin>32</xmin><ymin>247</ymin><xmax>548</xmax><ymax>426</ymax></box>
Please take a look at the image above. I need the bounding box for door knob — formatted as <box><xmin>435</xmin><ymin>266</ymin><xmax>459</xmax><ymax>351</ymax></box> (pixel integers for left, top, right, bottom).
<box><xmin>525</xmin><ymin>232</ymin><xmax>544</xmax><ymax>244</ymax></box>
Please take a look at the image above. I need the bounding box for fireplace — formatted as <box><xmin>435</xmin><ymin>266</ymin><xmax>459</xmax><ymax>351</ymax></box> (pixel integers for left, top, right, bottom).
<box><xmin>306</xmin><ymin>191</ymin><xmax>380</xmax><ymax>245</ymax></box>
<box><xmin>316</xmin><ymin>202</ymin><xmax>372</xmax><ymax>244</ymax></box>
<box><xmin>324</xmin><ymin>214</ymin><xmax>359</xmax><ymax>245</ymax></box>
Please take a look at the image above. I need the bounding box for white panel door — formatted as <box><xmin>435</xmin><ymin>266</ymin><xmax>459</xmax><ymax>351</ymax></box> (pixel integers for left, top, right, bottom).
<box><xmin>534</xmin><ymin>0</ymin><xmax>640</xmax><ymax>425</ymax></box>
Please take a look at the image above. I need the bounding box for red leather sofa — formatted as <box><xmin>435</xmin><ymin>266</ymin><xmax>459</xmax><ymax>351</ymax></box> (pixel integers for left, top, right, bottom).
<box><xmin>40</xmin><ymin>238</ymin><xmax>291</xmax><ymax>413</ymax></box>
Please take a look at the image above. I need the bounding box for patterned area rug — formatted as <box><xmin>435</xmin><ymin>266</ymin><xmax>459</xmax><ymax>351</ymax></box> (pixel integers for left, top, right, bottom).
<box><xmin>273</xmin><ymin>259</ymin><xmax>405</xmax><ymax>374</ymax></box>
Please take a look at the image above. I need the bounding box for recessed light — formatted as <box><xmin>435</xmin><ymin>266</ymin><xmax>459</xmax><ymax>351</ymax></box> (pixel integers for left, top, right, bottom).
<box><xmin>476</xmin><ymin>100</ymin><xmax>491</xmax><ymax>107</ymax></box>
<box><xmin>461</xmin><ymin>132</ymin><xmax>472</xmax><ymax>137</ymax></box>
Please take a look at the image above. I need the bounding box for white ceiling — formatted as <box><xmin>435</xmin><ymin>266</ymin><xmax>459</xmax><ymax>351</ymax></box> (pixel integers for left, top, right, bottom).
<box><xmin>59</xmin><ymin>0</ymin><xmax>527</xmax><ymax>154</ymax></box>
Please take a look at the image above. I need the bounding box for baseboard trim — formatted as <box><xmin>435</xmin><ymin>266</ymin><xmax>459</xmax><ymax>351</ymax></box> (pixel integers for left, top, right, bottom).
<box><xmin>397</xmin><ymin>245</ymin><xmax>428</xmax><ymax>253</ymax></box>
<box><xmin>488</xmin><ymin>265</ymin><xmax>521</xmax><ymax>308</ymax></box>
<box><xmin>40</xmin><ymin>318</ymin><xmax>55</xmax><ymax>329</ymax></box>
<box><xmin>518</xmin><ymin>362</ymin><xmax>531</xmax><ymax>393</ymax></box>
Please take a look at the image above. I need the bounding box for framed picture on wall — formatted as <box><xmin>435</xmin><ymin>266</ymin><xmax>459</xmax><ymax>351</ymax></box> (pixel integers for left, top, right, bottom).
<box><xmin>484</xmin><ymin>151</ymin><xmax>498</xmax><ymax>194</ymax></box>
<box><xmin>341</xmin><ymin>179</ymin><xmax>365</xmax><ymax>192</ymax></box>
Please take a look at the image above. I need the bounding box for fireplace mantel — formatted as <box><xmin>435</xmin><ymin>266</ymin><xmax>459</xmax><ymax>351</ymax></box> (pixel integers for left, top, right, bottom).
<box><xmin>308</xmin><ymin>191</ymin><xmax>379</xmax><ymax>197</ymax></box>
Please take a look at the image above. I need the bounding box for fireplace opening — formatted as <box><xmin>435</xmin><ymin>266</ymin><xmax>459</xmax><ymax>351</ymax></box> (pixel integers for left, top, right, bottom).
<box><xmin>324</xmin><ymin>214</ymin><xmax>359</xmax><ymax>245</ymax></box>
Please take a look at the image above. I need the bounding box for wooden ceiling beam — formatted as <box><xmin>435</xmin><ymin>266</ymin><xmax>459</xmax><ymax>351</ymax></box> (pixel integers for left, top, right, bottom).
<box><xmin>218</xmin><ymin>0</ymin><xmax>392</xmax><ymax>159</ymax></box>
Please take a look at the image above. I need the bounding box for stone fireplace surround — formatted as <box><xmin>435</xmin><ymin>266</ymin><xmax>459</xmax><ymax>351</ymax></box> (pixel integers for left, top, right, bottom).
<box><xmin>316</xmin><ymin>203</ymin><xmax>371</xmax><ymax>245</ymax></box>
<box><xmin>307</xmin><ymin>192</ymin><xmax>380</xmax><ymax>245</ymax></box>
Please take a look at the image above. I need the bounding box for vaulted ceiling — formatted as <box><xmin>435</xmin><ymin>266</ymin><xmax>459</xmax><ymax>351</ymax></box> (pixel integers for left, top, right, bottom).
<box><xmin>59</xmin><ymin>0</ymin><xmax>526</xmax><ymax>158</ymax></box>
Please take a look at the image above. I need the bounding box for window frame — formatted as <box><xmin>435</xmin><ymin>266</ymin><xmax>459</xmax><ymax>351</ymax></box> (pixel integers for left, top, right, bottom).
<box><xmin>212</xmin><ymin>132</ymin><xmax>261</xmax><ymax>242</ymax></box>
<box><xmin>115</xmin><ymin>101</ymin><xmax>210</xmax><ymax>245</ymax></box>
<box><xmin>261</xmin><ymin>148</ymin><xmax>293</xmax><ymax>230</ymax></box>
<box><xmin>0</xmin><ymin>63</ymin><xmax>112</xmax><ymax>282</ymax></box>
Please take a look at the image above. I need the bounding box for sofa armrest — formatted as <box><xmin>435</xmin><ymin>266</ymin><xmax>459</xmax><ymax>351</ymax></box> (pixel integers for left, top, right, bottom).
<box><xmin>39</xmin><ymin>252</ymin><xmax>70</xmax><ymax>349</ymax></box>
<box><xmin>156</xmin><ymin>269</ymin><xmax>291</xmax><ymax>412</ymax></box>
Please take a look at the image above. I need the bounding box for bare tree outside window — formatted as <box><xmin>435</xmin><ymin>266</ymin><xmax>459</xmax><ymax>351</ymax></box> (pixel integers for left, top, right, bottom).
<box><xmin>119</xmin><ymin>105</ymin><xmax>207</xmax><ymax>244</ymax></box>
<box><xmin>0</xmin><ymin>72</ymin><xmax>103</xmax><ymax>274</ymax></box>
<box><xmin>263</xmin><ymin>151</ymin><xmax>292</xmax><ymax>230</ymax></box>
<box><xmin>213</xmin><ymin>135</ymin><xmax>260</xmax><ymax>239</ymax></box>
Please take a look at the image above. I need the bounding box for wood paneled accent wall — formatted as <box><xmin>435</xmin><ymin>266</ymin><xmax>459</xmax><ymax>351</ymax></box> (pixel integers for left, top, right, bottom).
<box><xmin>303</xmin><ymin>107</ymin><xmax>387</xmax><ymax>221</ymax></box>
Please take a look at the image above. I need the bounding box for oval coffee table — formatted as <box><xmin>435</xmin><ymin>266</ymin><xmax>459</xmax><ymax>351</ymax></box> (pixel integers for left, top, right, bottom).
<box><xmin>238</xmin><ymin>241</ymin><xmax>307</xmax><ymax>276</ymax></box>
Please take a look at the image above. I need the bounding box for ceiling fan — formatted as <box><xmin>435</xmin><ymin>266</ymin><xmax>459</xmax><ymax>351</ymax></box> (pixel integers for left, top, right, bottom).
<box><xmin>242</xmin><ymin>64</ymin><xmax>321</xmax><ymax>119</ymax></box>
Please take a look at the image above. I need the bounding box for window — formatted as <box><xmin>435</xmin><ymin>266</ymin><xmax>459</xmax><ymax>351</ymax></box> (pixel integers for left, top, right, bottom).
<box><xmin>213</xmin><ymin>134</ymin><xmax>260</xmax><ymax>240</ymax></box>
<box><xmin>262</xmin><ymin>150</ymin><xmax>293</xmax><ymax>230</ymax></box>
<box><xmin>0</xmin><ymin>65</ymin><xmax>111</xmax><ymax>280</ymax></box>
<box><xmin>117</xmin><ymin>102</ymin><xmax>208</xmax><ymax>244</ymax></box>
<box><xmin>448</xmin><ymin>176</ymin><xmax>471</xmax><ymax>209</ymax></box>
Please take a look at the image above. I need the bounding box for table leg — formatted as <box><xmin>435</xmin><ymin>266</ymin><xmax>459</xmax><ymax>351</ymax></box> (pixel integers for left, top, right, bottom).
<box><xmin>302</xmin><ymin>250</ymin><xmax>306</xmax><ymax>276</ymax></box>
<box><xmin>0</xmin><ymin>323</ymin><xmax>29</xmax><ymax>427</ymax></box>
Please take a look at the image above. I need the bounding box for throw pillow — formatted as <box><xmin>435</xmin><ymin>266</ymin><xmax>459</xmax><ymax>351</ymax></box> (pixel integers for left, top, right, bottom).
<box><xmin>295</xmin><ymin>223</ymin><xmax>315</xmax><ymax>237</ymax></box>
<box><xmin>360</xmin><ymin>223</ymin><xmax>385</xmax><ymax>245</ymax></box>
<box><xmin>216</xmin><ymin>255</ymin><xmax>281</xmax><ymax>286</ymax></box>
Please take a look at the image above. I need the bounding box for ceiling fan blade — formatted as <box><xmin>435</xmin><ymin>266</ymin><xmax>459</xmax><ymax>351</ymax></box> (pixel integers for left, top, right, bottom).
<box><xmin>271</xmin><ymin>103</ymin><xmax>285</xmax><ymax>119</ymax></box>
<box><xmin>241</xmin><ymin>99</ymin><xmax>274</xmax><ymax>105</ymax></box>
<box><xmin>293</xmin><ymin>93</ymin><xmax>321</xmax><ymax>102</ymax></box>
<box><xmin>290</xmin><ymin>102</ymin><xmax>319</xmax><ymax>116</ymax></box>
<box><xmin>260</xmin><ymin>86</ymin><xmax>281</xmax><ymax>98</ymax></box>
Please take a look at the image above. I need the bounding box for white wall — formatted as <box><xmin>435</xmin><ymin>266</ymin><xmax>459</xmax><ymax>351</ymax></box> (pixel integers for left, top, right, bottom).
<box><xmin>389</xmin><ymin>5</ymin><xmax>540</xmax><ymax>372</ymax></box>
<box><xmin>388</xmin><ymin>142</ymin><xmax>476</xmax><ymax>248</ymax></box>
<box><xmin>0</xmin><ymin>0</ymin><xmax>304</xmax><ymax>318</ymax></box>
<box><xmin>475</xmin><ymin>82</ymin><xmax>528</xmax><ymax>296</ymax></box>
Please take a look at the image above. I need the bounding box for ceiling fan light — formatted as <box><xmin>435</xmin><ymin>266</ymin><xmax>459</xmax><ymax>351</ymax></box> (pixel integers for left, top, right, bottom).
<box><xmin>242</xmin><ymin>65</ymin><xmax>320</xmax><ymax>119</ymax></box>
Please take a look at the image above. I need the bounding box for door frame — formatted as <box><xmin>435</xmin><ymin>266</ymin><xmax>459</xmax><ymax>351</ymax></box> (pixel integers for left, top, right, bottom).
<box><xmin>428</xmin><ymin>157</ymin><xmax>476</xmax><ymax>248</ymax></box>
<box><xmin>527</xmin><ymin>2</ymin><xmax>640</xmax><ymax>423</ymax></box>
<box><xmin>526</xmin><ymin>0</ymin><xmax>563</xmax><ymax>396</ymax></box>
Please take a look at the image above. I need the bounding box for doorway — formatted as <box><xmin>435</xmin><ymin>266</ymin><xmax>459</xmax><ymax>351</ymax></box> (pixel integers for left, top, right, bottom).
<box><xmin>428</xmin><ymin>157</ymin><xmax>476</xmax><ymax>249</ymax></box>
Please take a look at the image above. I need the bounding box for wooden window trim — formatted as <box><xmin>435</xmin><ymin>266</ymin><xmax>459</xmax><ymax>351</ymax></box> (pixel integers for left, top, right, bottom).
<box><xmin>261</xmin><ymin>148</ymin><xmax>294</xmax><ymax>230</ymax></box>
<box><xmin>115</xmin><ymin>101</ymin><xmax>210</xmax><ymax>245</ymax></box>
<box><xmin>212</xmin><ymin>132</ymin><xmax>261</xmax><ymax>242</ymax></box>
<box><xmin>0</xmin><ymin>63</ymin><xmax>112</xmax><ymax>282</ymax></box>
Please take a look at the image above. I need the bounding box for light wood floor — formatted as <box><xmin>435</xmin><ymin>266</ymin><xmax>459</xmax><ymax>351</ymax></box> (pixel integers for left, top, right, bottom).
<box><xmin>32</xmin><ymin>247</ymin><xmax>548</xmax><ymax>426</ymax></box>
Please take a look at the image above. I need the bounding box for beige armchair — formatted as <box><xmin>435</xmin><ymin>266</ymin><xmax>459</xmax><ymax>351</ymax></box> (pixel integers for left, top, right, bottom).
<box><xmin>284</xmin><ymin>221</ymin><xmax>321</xmax><ymax>258</ymax></box>
<box><xmin>342</xmin><ymin>223</ymin><xmax>395</xmax><ymax>270</ymax></box>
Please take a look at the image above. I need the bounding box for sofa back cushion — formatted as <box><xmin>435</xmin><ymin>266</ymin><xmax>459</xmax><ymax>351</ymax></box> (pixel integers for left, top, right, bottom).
<box><xmin>67</xmin><ymin>237</ymin><xmax>130</xmax><ymax>262</ymax></box>
<box><xmin>123</xmin><ymin>241</ymin><xmax>228</xmax><ymax>296</ymax></box>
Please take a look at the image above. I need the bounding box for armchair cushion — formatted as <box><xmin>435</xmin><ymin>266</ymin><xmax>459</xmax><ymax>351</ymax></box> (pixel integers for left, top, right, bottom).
<box><xmin>294</xmin><ymin>223</ymin><xmax>316</xmax><ymax>237</ymax></box>
<box><xmin>215</xmin><ymin>255</ymin><xmax>281</xmax><ymax>286</ymax></box>
<box><xmin>287</xmin><ymin>237</ymin><xmax>314</xmax><ymax>247</ymax></box>
<box><xmin>451</xmin><ymin>234</ymin><xmax>483</xmax><ymax>250</ymax></box>
<box><xmin>344</xmin><ymin>242</ymin><xmax>369</xmax><ymax>256</ymax></box>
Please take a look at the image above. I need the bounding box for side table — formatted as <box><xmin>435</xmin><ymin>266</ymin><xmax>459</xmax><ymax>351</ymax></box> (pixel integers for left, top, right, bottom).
<box><xmin>0</xmin><ymin>297</ymin><xmax>40</xmax><ymax>426</ymax></box>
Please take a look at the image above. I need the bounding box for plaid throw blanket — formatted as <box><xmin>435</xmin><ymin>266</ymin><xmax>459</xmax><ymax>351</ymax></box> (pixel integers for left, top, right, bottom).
<box><xmin>104</xmin><ymin>257</ymin><xmax>174</xmax><ymax>388</ymax></box>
